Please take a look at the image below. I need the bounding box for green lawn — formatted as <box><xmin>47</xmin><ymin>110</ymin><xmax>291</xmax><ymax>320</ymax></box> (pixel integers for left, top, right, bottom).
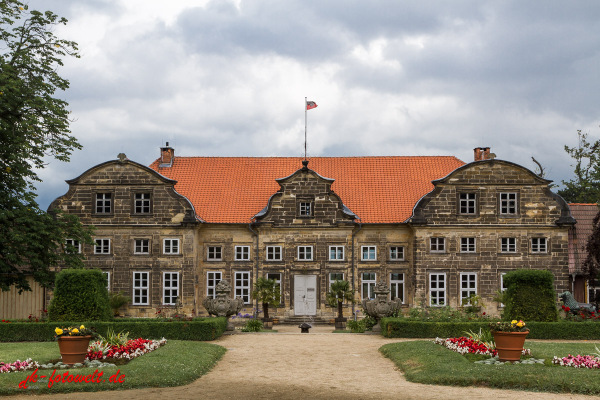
<box><xmin>380</xmin><ymin>340</ymin><xmax>600</xmax><ymax>395</ymax></box>
<box><xmin>0</xmin><ymin>340</ymin><xmax>225</xmax><ymax>395</ymax></box>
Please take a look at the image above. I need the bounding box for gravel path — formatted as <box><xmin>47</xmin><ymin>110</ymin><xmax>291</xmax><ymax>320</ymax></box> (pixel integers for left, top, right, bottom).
<box><xmin>10</xmin><ymin>325</ymin><xmax>596</xmax><ymax>399</ymax></box>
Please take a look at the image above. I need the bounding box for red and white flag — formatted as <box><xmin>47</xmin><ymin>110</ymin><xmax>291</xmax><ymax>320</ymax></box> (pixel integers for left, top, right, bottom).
<box><xmin>306</xmin><ymin>100</ymin><xmax>318</xmax><ymax>110</ymax></box>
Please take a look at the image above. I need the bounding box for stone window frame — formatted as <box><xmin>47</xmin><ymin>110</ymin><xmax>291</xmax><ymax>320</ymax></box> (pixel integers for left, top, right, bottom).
<box><xmin>499</xmin><ymin>191</ymin><xmax>519</xmax><ymax>216</ymax></box>
<box><xmin>429</xmin><ymin>272</ymin><xmax>446</xmax><ymax>307</ymax></box>
<box><xmin>162</xmin><ymin>271</ymin><xmax>179</xmax><ymax>305</ymax></box>
<box><xmin>429</xmin><ymin>237</ymin><xmax>446</xmax><ymax>253</ymax></box>
<box><xmin>234</xmin><ymin>245</ymin><xmax>251</xmax><ymax>261</ymax></box>
<box><xmin>329</xmin><ymin>245</ymin><xmax>345</xmax><ymax>261</ymax></box>
<box><xmin>103</xmin><ymin>271</ymin><xmax>110</xmax><ymax>292</ymax></box>
<box><xmin>389</xmin><ymin>246</ymin><xmax>405</xmax><ymax>261</ymax></box>
<box><xmin>93</xmin><ymin>191</ymin><xmax>114</xmax><ymax>216</ymax></box>
<box><xmin>297</xmin><ymin>245</ymin><xmax>314</xmax><ymax>261</ymax></box>
<box><xmin>361</xmin><ymin>271</ymin><xmax>377</xmax><ymax>300</ymax></box>
<box><xmin>206</xmin><ymin>271</ymin><xmax>222</xmax><ymax>299</ymax></box>
<box><xmin>460</xmin><ymin>237</ymin><xmax>476</xmax><ymax>253</ymax></box>
<box><xmin>132</xmin><ymin>191</ymin><xmax>152</xmax><ymax>215</ymax></box>
<box><xmin>65</xmin><ymin>239</ymin><xmax>81</xmax><ymax>254</ymax></box>
<box><xmin>500</xmin><ymin>237</ymin><xmax>517</xmax><ymax>253</ymax></box>
<box><xmin>266</xmin><ymin>245</ymin><xmax>282</xmax><ymax>261</ymax></box>
<box><xmin>530</xmin><ymin>237</ymin><xmax>549</xmax><ymax>254</ymax></box>
<box><xmin>499</xmin><ymin>272</ymin><xmax>508</xmax><ymax>307</ymax></box>
<box><xmin>457</xmin><ymin>192</ymin><xmax>478</xmax><ymax>215</ymax></box>
<box><xmin>163</xmin><ymin>238</ymin><xmax>180</xmax><ymax>255</ymax></box>
<box><xmin>94</xmin><ymin>238</ymin><xmax>111</xmax><ymax>255</ymax></box>
<box><xmin>459</xmin><ymin>272</ymin><xmax>477</xmax><ymax>305</ymax></box>
<box><xmin>132</xmin><ymin>271</ymin><xmax>150</xmax><ymax>306</ymax></box>
<box><xmin>234</xmin><ymin>271</ymin><xmax>252</xmax><ymax>304</ymax></box>
<box><xmin>207</xmin><ymin>245</ymin><xmax>223</xmax><ymax>261</ymax></box>
<box><xmin>390</xmin><ymin>272</ymin><xmax>405</xmax><ymax>304</ymax></box>
<box><xmin>134</xmin><ymin>238</ymin><xmax>151</xmax><ymax>255</ymax></box>
<box><xmin>297</xmin><ymin>197</ymin><xmax>314</xmax><ymax>218</ymax></box>
<box><xmin>361</xmin><ymin>245</ymin><xmax>377</xmax><ymax>261</ymax></box>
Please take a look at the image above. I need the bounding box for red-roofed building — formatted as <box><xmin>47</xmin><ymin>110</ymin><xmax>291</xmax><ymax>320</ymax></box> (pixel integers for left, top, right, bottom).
<box><xmin>44</xmin><ymin>145</ymin><xmax>575</xmax><ymax>322</ymax></box>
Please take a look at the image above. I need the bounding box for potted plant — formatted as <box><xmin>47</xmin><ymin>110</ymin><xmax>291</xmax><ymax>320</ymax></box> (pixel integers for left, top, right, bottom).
<box><xmin>55</xmin><ymin>325</ymin><xmax>94</xmax><ymax>365</ymax></box>
<box><xmin>489</xmin><ymin>320</ymin><xmax>529</xmax><ymax>362</ymax></box>
<box><xmin>109</xmin><ymin>291</ymin><xmax>129</xmax><ymax>317</ymax></box>
<box><xmin>251</xmin><ymin>277</ymin><xmax>281</xmax><ymax>329</ymax></box>
<box><xmin>326</xmin><ymin>280</ymin><xmax>354</xmax><ymax>330</ymax></box>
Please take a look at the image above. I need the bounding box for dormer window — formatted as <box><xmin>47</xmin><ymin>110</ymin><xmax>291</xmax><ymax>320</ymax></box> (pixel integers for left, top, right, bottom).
<box><xmin>458</xmin><ymin>193</ymin><xmax>476</xmax><ymax>215</ymax></box>
<box><xmin>499</xmin><ymin>192</ymin><xmax>518</xmax><ymax>215</ymax></box>
<box><xmin>95</xmin><ymin>193</ymin><xmax>112</xmax><ymax>214</ymax></box>
<box><xmin>299</xmin><ymin>201</ymin><xmax>312</xmax><ymax>217</ymax></box>
<box><xmin>134</xmin><ymin>193</ymin><xmax>151</xmax><ymax>214</ymax></box>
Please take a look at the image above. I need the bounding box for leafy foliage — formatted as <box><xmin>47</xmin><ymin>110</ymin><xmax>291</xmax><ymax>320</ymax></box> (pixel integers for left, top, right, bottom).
<box><xmin>108</xmin><ymin>291</ymin><xmax>130</xmax><ymax>316</ymax></box>
<box><xmin>326</xmin><ymin>280</ymin><xmax>354</xmax><ymax>320</ymax></box>
<box><xmin>503</xmin><ymin>269</ymin><xmax>558</xmax><ymax>322</ymax></box>
<box><xmin>583</xmin><ymin>208</ymin><xmax>600</xmax><ymax>308</ymax></box>
<box><xmin>558</xmin><ymin>130</ymin><xmax>600</xmax><ymax>203</ymax></box>
<box><xmin>0</xmin><ymin>0</ymin><xmax>91</xmax><ymax>292</ymax></box>
<box><xmin>48</xmin><ymin>269</ymin><xmax>112</xmax><ymax>321</ymax></box>
<box><xmin>251</xmin><ymin>277</ymin><xmax>280</xmax><ymax>320</ymax></box>
<box><xmin>240</xmin><ymin>318</ymin><xmax>263</xmax><ymax>332</ymax></box>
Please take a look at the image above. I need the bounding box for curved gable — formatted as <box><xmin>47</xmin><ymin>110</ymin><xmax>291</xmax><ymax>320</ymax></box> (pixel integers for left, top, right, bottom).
<box><xmin>433</xmin><ymin>159</ymin><xmax>552</xmax><ymax>186</ymax></box>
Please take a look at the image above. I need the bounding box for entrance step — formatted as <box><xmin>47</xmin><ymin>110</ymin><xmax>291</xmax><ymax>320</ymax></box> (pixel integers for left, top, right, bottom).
<box><xmin>278</xmin><ymin>316</ymin><xmax>333</xmax><ymax>325</ymax></box>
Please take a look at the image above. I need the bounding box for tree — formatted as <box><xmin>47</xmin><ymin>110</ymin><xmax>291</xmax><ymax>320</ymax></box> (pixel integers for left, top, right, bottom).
<box><xmin>326</xmin><ymin>280</ymin><xmax>354</xmax><ymax>321</ymax></box>
<box><xmin>251</xmin><ymin>277</ymin><xmax>281</xmax><ymax>321</ymax></box>
<box><xmin>0</xmin><ymin>1</ymin><xmax>91</xmax><ymax>292</ymax></box>
<box><xmin>558</xmin><ymin>130</ymin><xmax>600</xmax><ymax>203</ymax></box>
<box><xmin>583</xmin><ymin>208</ymin><xmax>600</xmax><ymax>308</ymax></box>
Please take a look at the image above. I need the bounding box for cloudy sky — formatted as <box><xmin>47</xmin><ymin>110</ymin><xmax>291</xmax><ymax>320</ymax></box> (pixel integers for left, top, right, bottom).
<box><xmin>25</xmin><ymin>0</ymin><xmax>600</xmax><ymax>209</ymax></box>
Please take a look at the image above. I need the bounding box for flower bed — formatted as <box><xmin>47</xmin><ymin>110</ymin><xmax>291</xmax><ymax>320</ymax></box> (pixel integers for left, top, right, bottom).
<box><xmin>552</xmin><ymin>354</ymin><xmax>600</xmax><ymax>369</ymax></box>
<box><xmin>434</xmin><ymin>336</ymin><xmax>531</xmax><ymax>358</ymax></box>
<box><xmin>86</xmin><ymin>337</ymin><xmax>167</xmax><ymax>361</ymax></box>
<box><xmin>0</xmin><ymin>359</ymin><xmax>39</xmax><ymax>374</ymax></box>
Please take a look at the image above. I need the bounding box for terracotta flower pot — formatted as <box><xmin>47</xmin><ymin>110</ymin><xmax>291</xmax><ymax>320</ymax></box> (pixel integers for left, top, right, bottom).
<box><xmin>58</xmin><ymin>335</ymin><xmax>92</xmax><ymax>365</ymax></box>
<box><xmin>492</xmin><ymin>331</ymin><xmax>528</xmax><ymax>362</ymax></box>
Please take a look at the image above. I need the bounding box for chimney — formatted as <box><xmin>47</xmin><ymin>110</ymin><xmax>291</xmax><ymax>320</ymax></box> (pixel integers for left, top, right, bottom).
<box><xmin>160</xmin><ymin>142</ymin><xmax>174</xmax><ymax>167</ymax></box>
<box><xmin>473</xmin><ymin>147</ymin><xmax>490</xmax><ymax>162</ymax></box>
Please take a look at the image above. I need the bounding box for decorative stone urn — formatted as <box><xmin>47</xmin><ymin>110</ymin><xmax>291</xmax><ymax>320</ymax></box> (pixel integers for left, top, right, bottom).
<box><xmin>202</xmin><ymin>280</ymin><xmax>244</xmax><ymax>331</ymax></box>
<box><xmin>362</xmin><ymin>281</ymin><xmax>402</xmax><ymax>333</ymax></box>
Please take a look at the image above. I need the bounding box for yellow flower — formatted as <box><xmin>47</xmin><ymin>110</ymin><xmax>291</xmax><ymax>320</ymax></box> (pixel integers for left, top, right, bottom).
<box><xmin>55</xmin><ymin>328</ymin><xmax>63</xmax><ymax>335</ymax></box>
<box><xmin>72</xmin><ymin>328</ymin><xmax>79</xmax><ymax>334</ymax></box>
<box><xmin>80</xmin><ymin>325</ymin><xmax>85</xmax><ymax>330</ymax></box>
<box><xmin>511</xmin><ymin>320</ymin><xmax>518</xmax><ymax>325</ymax></box>
<box><xmin>516</xmin><ymin>320</ymin><xmax>525</xmax><ymax>328</ymax></box>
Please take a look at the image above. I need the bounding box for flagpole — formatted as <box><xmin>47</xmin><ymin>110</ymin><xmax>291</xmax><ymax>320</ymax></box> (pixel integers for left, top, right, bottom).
<box><xmin>304</xmin><ymin>97</ymin><xmax>307</xmax><ymax>160</ymax></box>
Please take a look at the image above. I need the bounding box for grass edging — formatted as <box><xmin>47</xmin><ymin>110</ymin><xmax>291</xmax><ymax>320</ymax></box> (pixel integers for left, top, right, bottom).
<box><xmin>0</xmin><ymin>340</ymin><xmax>226</xmax><ymax>395</ymax></box>
<box><xmin>380</xmin><ymin>340</ymin><xmax>600</xmax><ymax>395</ymax></box>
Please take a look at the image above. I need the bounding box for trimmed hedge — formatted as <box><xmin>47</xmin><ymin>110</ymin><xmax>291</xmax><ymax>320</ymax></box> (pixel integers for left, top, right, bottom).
<box><xmin>503</xmin><ymin>269</ymin><xmax>558</xmax><ymax>322</ymax></box>
<box><xmin>381</xmin><ymin>318</ymin><xmax>600</xmax><ymax>339</ymax></box>
<box><xmin>0</xmin><ymin>317</ymin><xmax>227</xmax><ymax>342</ymax></box>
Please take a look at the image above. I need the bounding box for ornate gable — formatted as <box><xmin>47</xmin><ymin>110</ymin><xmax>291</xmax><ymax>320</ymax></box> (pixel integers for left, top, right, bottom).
<box><xmin>254</xmin><ymin>160</ymin><xmax>356</xmax><ymax>226</ymax></box>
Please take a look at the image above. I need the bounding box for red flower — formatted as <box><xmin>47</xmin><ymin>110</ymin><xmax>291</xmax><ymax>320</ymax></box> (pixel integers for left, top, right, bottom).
<box><xmin>566</xmin><ymin>306</ymin><xmax>570</xmax><ymax>312</ymax></box>
<box><xmin>482</xmin><ymin>312</ymin><xmax>486</xmax><ymax>315</ymax></box>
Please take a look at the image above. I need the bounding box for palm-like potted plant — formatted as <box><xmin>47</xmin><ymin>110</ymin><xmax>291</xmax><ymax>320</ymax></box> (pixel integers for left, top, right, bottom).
<box><xmin>326</xmin><ymin>280</ymin><xmax>355</xmax><ymax>330</ymax></box>
<box><xmin>251</xmin><ymin>277</ymin><xmax>281</xmax><ymax>329</ymax></box>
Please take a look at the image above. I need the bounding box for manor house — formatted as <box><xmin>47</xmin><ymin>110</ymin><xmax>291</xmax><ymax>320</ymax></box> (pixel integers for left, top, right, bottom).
<box><xmin>47</xmin><ymin>146</ymin><xmax>575</xmax><ymax>320</ymax></box>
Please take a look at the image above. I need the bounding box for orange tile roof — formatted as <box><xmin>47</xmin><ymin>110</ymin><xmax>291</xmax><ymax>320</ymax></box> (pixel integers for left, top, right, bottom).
<box><xmin>149</xmin><ymin>156</ymin><xmax>465</xmax><ymax>224</ymax></box>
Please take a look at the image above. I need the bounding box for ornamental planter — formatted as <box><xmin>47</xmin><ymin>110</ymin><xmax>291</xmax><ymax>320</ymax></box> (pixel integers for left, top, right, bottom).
<box><xmin>334</xmin><ymin>317</ymin><xmax>347</xmax><ymax>330</ymax></box>
<box><xmin>492</xmin><ymin>331</ymin><xmax>528</xmax><ymax>362</ymax></box>
<box><xmin>57</xmin><ymin>335</ymin><xmax>92</xmax><ymax>365</ymax></box>
<box><xmin>262</xmin><ymin>318</ymin><xmax>273</xmax><ymax>330</ymax></box>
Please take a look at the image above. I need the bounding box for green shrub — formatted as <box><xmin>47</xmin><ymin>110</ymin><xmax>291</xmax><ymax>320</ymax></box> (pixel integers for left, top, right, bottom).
<box><xmin>108</xmin><ymin>291</ymin><xmax>129</xmax><ymax>316</ymax></box>
<box><xmin>348</xmin><ymin>319</ymin><xmax>366</xmax><ymax>333</ymax></box>
<box><xmin>0</xmin><ymin>318</ymin><xmax>227</xmax><ymax>342</ymax></box>
<box><xmin>241</xmin><ymin>318</ymin><xmax>263</xmax><ymax>332</ymax></box>
<box><xmin>48</xmin><ymin>268</ymin><xmax>112</xmax><ymax>321</ymax></box>
<box><xmin>503</xmin><ymin>269</ymin><xmax>558</xmax><ymax>322</ymax></box>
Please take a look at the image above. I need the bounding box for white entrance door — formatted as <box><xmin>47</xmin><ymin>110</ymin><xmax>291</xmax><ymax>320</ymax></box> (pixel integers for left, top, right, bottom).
<box><xmin>294</xmin><ymin>275</ymin><xmax>317</xmax><ymax>316</ymax></box>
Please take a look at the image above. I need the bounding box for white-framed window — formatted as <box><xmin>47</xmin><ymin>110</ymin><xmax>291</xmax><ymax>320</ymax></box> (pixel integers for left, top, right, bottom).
<box><xmin>531</xmin><ymin>237</ymin><xmax>548</xmax><ymax>253</ymax></box>
<box><xmin>389</xmin><ymin>246</ymin><xmax>404</xmax><ymax>261</ymax></box>
<box><xmin>460</xmin><ymin>237</ymin><xmax>476</xmax><ymax>253</ymax></box>
<box><xmin>234</xmin><ymin>271</ymin><xmax>251</xmax><ymax>304</ymax></box>
<box><xmin>299</xmin><ymin>202</ymin><xmax>312</xmax><ymax>217</ymax></box>
<box><xmin>329</xmin><ymin>272</ymin><xmax>345</xmax><ymax>289</ymax></box>
<box><xmin>459</xmin><ymin>193</ymin><xmax>476</xmax><ymax>215</ymax></box>
<box><xmin>501</xmin><ymin>237</ymin><xmax>517</xmax><ymax>253</ymax></box>
<box><xmin>500</xmin><ymin>272</ymin><xmax>507</xmax><ymax>307</ymax></box>
<box><xmin>361</xmin><ymin>246</ymin><xmax>377</xmax><ymax>261</ymax></box>
<box><xmin>134</xmin><ymin>239</ymin><xmax>150</xmax><ymax>254</ymax></box>
<box><xmin>207</xmin><ymin>246</ymin><xmax>222</xmax><ymax>261</ymax></box>
<box><xmin>297</xmin><ymin>246</ymin><xmax>313</xmax><ymax>261</ymax></box>
<box><xmin>361</xmin><ymin>272</ymin><xmax>377</xmax><ymax>300</ymax></box>
<box><xmin>429</xmin><ymin>273</ymin><xmax>446</xmax><ymax>307</ymax></box>
<box><xmin>207</xmin><ymin>271</ymin><xmax>222</xmax><ymax>299</ymax></box>
<box><xmin>266</xmin><ymin>272</ymin><xmax>282</xmax><ymax>301</ymax></box>
<box><xmin>430</xmin><ymin>237</ymin><xmax>445</xmax><ymax>253</ymax></box>
<box><xmin>329</xmin><ymin>246</ymin><xmax>345</xmax><ymax>261</ymax></box>
<box><xmin>235</xmin><ymin>245</ymin><xmax>250</xmax><ymax>261</ymax></box>
<box><xmin>460</xmin><ymin>272</ymin><xmax>477</xmax><ymax>305</ymax></box>
<box><xmin>103</xmin><ymin>271</ymin><xmax>110</xmax><ymax>291</ymax></box>
<box><xmin>94</xmin><ymin>238</ymin><xmax>111</xmax><ymax>254</ymax></box>
<box><xmin>163</xmin><ymin>238</ymin><xmax>180</xmax><ymax>255</ymax></box>
<box><xmin>266</xmin><ymin>246</ymin><xmax>282</xmax><ymax>261</ymax></box>
<box><xmin>390</xmin><ymin>273</ymin><xmax>404</xmax><ymax>303</ymax></box>
<box><xmin>132</xmin><ymin>271</ymin><xmax>149</xmax><ymax>305</ymax></box>
<box><xmin>134</xmin><ymin>193</ymin><xmax>151</xmax><ymax>214</ymax></box>
<box><xmin>65</xmin><ymin>239</ymin><xmax>81</xmax><ymax>254</ymax></box>
<box><xmin>500</xmin><ymin>192</ymin><xmax>517</xmax><ymax>215</ymax></box>
<box><xmin>163</xmin><ymin>272</ymin><xmax>179</xmax><ymax>305</ymax></box>
<box><xmin>95</xmin><ymin>193</ymin><xmax>112</xmax><ymax>214</ymax></box>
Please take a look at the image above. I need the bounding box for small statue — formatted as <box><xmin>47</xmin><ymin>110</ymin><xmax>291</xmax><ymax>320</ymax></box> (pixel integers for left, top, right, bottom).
<box><xmin>559</xmin><ymin>291</ymin><xmax>596</xmax><ymax>314</ymax></box>
<box><xmin>203</xmin><ymin>280</ymin><xmax>244</xmax><ymax>331</ymax></box>
<box><xmin>362</xmin><ymin>280</ymin><xmax>402</xmax><ymax>332</ymax></box>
